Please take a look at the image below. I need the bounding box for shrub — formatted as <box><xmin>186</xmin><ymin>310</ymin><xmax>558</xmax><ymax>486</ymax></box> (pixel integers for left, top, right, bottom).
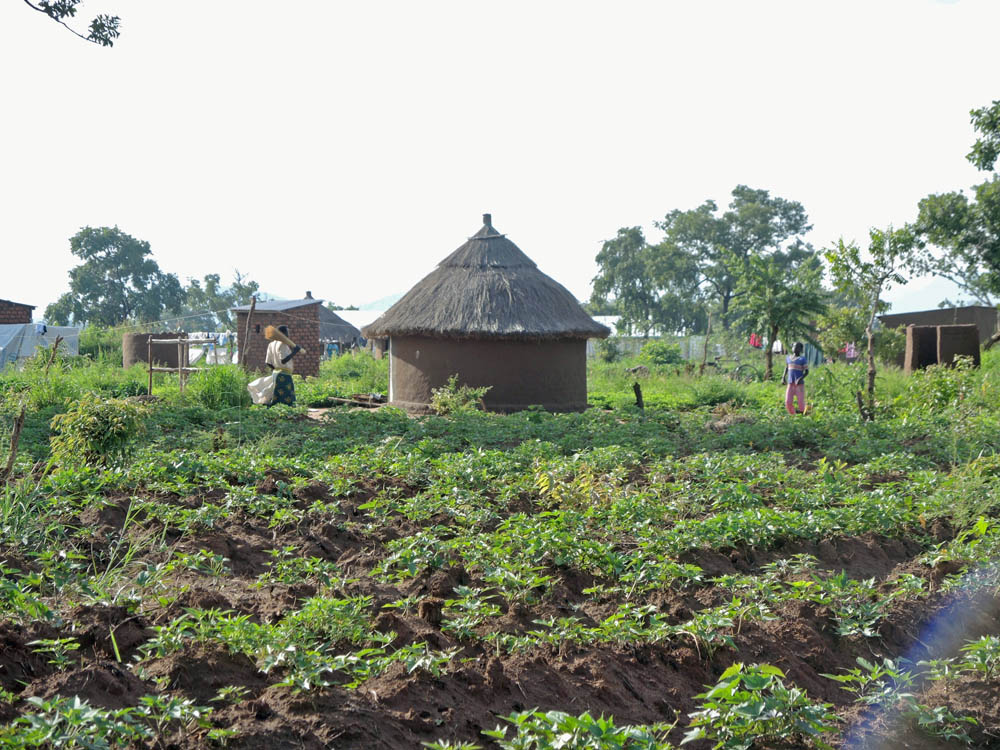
<box><xmin>185</xmin><ymin>365</ymin><xmax>252</xmax><ymax>410</ymax></box>
<box><xmin>595</xmin><ymin>339</ymin><xmax>622</xmax><ymax>363</ymax></box>
<box><xmin>639</xmin><ymin>340</ymin><xmax>683</xmax><ymax>367</ymax></box>
<box><xmin>430</xmin><ymin>375</ymin><xmax>492</xmax><ymax>415</ymax></box>
<box><xmin>49</xmin><ymin>394</ymin><xmax>149</xmax><ymax>467</ymax></box>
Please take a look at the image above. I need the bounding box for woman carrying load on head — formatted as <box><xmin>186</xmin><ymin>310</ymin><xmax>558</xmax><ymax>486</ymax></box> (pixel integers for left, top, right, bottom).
<box><xmin>265</xmin><ymin>325</ymin><xmax>302</xmax><ymax>406</ymax></box>
<box><xmin>783</xmin><ymin>341</ymin><xmax>808</xmax><ymax>415</ymax></box>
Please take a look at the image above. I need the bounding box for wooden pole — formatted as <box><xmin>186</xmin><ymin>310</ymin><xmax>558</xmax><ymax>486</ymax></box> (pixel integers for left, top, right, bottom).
<box><xmin>1</xmin><ymin>404</ymin><xmax>26</xmax><ymax>483</ymax></box>
<box><xmin>147</xmin><ymin>336</ymin><xmax>153</xmax><ymax>395</ymax></box>
<box><xmin>699</xmin><ymin>312</ymin><xmax>713</xmax><ymax>376</ymax></box>
<box><xmin>240</xmin><ymin>296</ymin><xmax>257</xmax><ymax>367</ymax></box>
<box><xmin>43</xmin><ymin>336</ymin><xmax>64</xmax><ymax>376</ymax></box>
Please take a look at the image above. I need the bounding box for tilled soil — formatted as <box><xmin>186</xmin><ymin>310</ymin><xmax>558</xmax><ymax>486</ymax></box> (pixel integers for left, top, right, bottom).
<box><xmin>2</xmin><ymin>483</ymin><xmax>999</xmax><ymax>749</ymax></box>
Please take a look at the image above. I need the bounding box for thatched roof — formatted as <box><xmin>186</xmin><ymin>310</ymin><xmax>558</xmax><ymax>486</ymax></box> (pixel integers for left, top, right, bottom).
<box><xmin>319</xmin><ymin>305</ymin><xmax>361</xmax><ymax>343</ymax></box>
<box><xmin>362</xmin><ymin>215</ymin><xmax>610</xmax><ymax>341</ymax></box>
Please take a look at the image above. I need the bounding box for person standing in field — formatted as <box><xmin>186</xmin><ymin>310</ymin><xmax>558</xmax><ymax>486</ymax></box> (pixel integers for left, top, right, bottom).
<box><xmin>265</xmin><ymin>325</ymin><xmax>301</xmax><ymax>406</ymax></box>
<box><xmin>783</xmin><ymin>341</ymin><xmax>808</xmax><ymax>415</ymax></box>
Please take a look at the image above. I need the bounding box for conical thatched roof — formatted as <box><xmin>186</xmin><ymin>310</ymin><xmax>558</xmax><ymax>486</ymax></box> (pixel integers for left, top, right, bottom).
<box><xmin>362</xmin><ymin>215</ymin><xmax>610</xmax><ymax>340</ymax></box>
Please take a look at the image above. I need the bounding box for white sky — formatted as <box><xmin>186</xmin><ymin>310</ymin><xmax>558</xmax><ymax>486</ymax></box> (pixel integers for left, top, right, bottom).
<box><xmin>1</xmin><ymin>0</ymin><xmax>996</xmax><ymax>320</ymax></box>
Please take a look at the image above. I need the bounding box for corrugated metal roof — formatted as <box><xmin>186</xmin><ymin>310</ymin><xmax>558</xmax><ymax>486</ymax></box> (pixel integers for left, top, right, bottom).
<box><xmin>230</xmin><ymin>298</ymin><xmax>322</xmax><ymax>313</ymax></box>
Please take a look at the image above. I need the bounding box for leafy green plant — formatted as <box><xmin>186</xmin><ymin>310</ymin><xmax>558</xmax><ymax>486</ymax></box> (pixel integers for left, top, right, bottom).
<box><xmin>639</xmin><ymin>339</ymin><xmax>683</xmax><ymax>367</ymax></box>
<box><xmin>184</xmin><ymin>364</ymin><xmax>251</xmax><ymax>410</ymax></box>
<box><xmin>483</xmin><ymin>709</ymin><xmax>675</xmax><ymax>749</ymax></box>
<box><xmin>958</xmin><ymin>635</ymin><xmax>1000</xmax><ymax>679</ymax></box>
<box><xmin>596</xmin><ymin>339</ymin><xmax>622</xmax><ymax>363</ymax></box>
<box><xmin>49</xmin><ymin>394</ymin><xmax>148</xmax><ymax>467</ymax></box>
<box><xmin>430</xmin><ymin>375</ymin><xmax>492</xmax><ymax>415</ymax></box>
<box><xmin>683</xmin><ymin>663</ymin><xmax>837</xmax><ymax>750</ymax></box>
<box><xmin>29</xmin><ymin>637</ymin><xmax>81</xmax><ymax>668</ymax></box>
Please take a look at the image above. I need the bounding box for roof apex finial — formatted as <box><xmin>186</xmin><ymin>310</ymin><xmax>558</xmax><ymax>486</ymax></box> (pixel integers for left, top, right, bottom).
<box><xmin>483</xmin><ymin>213</ymin><xmax>492</xmax><ymax>228</ymax></box>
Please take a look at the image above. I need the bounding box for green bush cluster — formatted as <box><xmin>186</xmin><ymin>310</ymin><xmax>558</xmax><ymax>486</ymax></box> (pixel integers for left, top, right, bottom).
<box><xmin>639</xmin><ymin>339</ymin><xmax>683</xmax><ymax>366</ymax></box>
<box><xmin>49</xmin><ymin>393</ymin><xmax>149</xmax><ymax>467</ymax></box>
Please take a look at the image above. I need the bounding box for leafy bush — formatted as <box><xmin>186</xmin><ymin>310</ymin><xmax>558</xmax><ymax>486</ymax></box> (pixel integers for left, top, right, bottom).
<box><xmin>640</xmin><ymin>340</ymin><xmax>683</xmax><ymax>367</ymax></box>
<box><xmin>596</xmin><ymin>339</ymin><xmax>622</xmax><ymax>363</ymax></box>
<box><xmin>184</xmin><ymin>365</ymin><xmax>251</xmax><ymax>410</ymax></box>
<box><xmin>49</xmin><ymin>394</ymin><xmax>149</xmax><ymax>467</ymax></box>
<box><xmin>430</xmin><ymin>375</ymin><xmax>492</xmax><ymax>415</ymax></box>
<box><xmin>683</xmin><ymin>663</ymin><xmax>837</xmax><ymax>749</ymax></box>
<box><xmin>689</xmin><ymin>377</ymin><xmax>747</xmax><ymax>408</ymax></box>
<box><xmin>78</xmin><ymin>325</ymin><xmax>124</xmax><ymax>363</ymax></box>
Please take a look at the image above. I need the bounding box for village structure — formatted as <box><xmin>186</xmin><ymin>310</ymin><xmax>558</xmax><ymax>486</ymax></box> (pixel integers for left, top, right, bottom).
<box><xmin>362</xmin><ymin>214</ymin><xmax>610</xmax><ymax>413</ymax></box>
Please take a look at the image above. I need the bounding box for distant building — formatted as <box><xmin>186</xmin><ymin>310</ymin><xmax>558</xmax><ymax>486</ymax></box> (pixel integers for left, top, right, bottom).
<box><xmin>362</xmin><ymin>214</ymin><xmax>610</xmax><ymax>413</ymax></box>
<box><xmin>318</xmin><ymin>306</ymin><xmax>362</xmax><ymax>350</ymax></box>
<box><xmin>879</xmin><ymin>305</ymin><xmax>999</xmax><ymax>346</ymax></box>
<box><xmin>232</xmin><ymin>293</ymin><xmax>322</xmax><ymax>377</ymax></box>
<box><xmin>0</xmin><ymin>298</ymin><xmax>35</xmax><ymax>325</ymax></box>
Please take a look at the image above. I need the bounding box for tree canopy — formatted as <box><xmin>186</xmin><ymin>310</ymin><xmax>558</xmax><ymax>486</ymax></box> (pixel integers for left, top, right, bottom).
<box><xmin>914</xmin><ymin>99</ymin><xmax>1000</xmax><ymax>303</ymax></box>
<box><xmin>590</xmin><ymin>186</ymin><xmax>813</xmax><ymax>336</ymax></box>
<box><xmin>22</xmin><ymin>0</ymin><xmax>120</xmax><ymax>46</ymax></box>
<box><xmin>45</xmin><ymin>226</ymin><xmax>184</xmax><ymax>327</ymax></box>
<box><xmin>170</xmin><ymin>272</ymin><xmax>261</xmax><ymax>331</ymax></box>
<box><xmin>729</xmin><ymin>249</ymin><xmax>826</xmax><ymax>380</ymax></box>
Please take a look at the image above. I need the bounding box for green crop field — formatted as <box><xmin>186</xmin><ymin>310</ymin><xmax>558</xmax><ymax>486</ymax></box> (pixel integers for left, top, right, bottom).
<box><xmin>1</xmin><ymin>349</ymin><xmax>998</xmax><ymax>749</ymax></box>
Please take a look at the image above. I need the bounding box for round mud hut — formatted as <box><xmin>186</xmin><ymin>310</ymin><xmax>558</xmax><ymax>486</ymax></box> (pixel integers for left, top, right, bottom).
<box><xmin>362</xmin><ymin>214</ymin><xmax>610</xmax><ymax>413</ymax></box>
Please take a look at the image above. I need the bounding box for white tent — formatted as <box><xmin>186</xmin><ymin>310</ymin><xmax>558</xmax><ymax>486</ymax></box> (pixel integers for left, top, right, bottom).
<box><xmin>0</xmin><ymin>324</ymin><xmax>80</xmax><ymax>369</ymax></box>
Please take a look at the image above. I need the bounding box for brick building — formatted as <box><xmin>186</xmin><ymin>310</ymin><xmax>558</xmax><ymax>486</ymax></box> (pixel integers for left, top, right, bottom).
<box><xmin>232</xmin><ymin>294</ymin><xmax>321</xmax><ymax>377</ymax></box>
<box><xmin>0</xmin><ymin>298</ymin><xmax>35</xmax><ymax>324</ymax></box>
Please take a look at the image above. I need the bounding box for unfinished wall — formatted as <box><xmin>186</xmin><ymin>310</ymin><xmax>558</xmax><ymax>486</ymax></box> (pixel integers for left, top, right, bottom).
<box><xmin>235</xmin><ymin>304</ymin><xmax>321</xmax><ymax>377</ymax></box>
<box><xmin>388</xmin><ymin>335</ymin><xmax>588</xmax><ymax>413</ymax></box>
<box><xmin>122</xmin><ymin>332</ymin><xmax>185</xmax><ymax>369</ymax></box>
<box><xmin>882</xmin><ymin>307</ymin><xmax>999</xmax><ymax>346</ymax></box>
<box><xmin>904</xmin><ymin>324</ymin><xmax>980</xmax><ymax>374</ymax></box>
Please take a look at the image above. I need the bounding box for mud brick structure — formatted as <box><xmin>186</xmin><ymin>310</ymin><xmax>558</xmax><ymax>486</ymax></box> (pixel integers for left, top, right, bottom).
<box><xmin>904</xmin><ymin>323</ymin><xmax>980</xmax><ymax>374</ymax></box>
<box><xmin>232</xmin><ymin>294</ymin><xmax>321</xmax><ymax>377</ymax></box>
<box><xmin>0</xmin><ymin>298</ymin><xmax>34</xmax><ymax>324</ymax></box>
<box><xmin>122</xmin><ymin>332</ymin><xmax>186</xmax><ymax>369</ymax></box>
<box><xmin>363</xmin><ymin>214</ymin><xmax>610</xmax><ymax>413</ymax></box>
<box><xmin>881</xmin><ymin>305</ymin><xmax>999</xmax><ymax>346</ymax></box>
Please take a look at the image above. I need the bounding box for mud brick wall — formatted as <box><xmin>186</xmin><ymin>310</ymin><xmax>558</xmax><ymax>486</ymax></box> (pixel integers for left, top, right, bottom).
<box><xmin>236</xmin><ymin>304</ymin><xmax>320</xmax><ymax>377</ymax></box>
<box><xmin>937</xmin><ymin>324</ymin><xmax>980</xmax><ymax>368</ymax></box>
<box><xmin>905</xmin><ymin>323</ymin><xmax>980</xmax><ymax>374</ymax></box>
<box><xmin>0</xmin><ymin>300</ymin><xmax>34</xmax><ymax>324</ymax></box>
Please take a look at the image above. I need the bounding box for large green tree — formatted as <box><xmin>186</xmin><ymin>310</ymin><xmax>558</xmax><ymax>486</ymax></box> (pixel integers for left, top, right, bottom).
<box><xmin>591</xmin><ymin>227</ymin><xmax>662</xmax><ymax>337</ymax></box>
<box><xmin>22</xmin><ymin>0</ymin><xmax>120</xmax><ymax>46</ymax></box>
<box><xmin>656</xmin><ymin>185</ymin><xmax>813</xmax><ymax>328</ymax></box>
<box><xmin>729</xmin><ymin>250</ymin><xmax>826</xmax><ymax>380</ymax></box>
<box><xmin>590</xmin><ymin>227</ymin><xmax>705</xmax><ymax>336</ymax></box>
<box><xmin>914</xmin><ymin>99</ymin><xmax>1000</xmax><ymax>304</ymax></box>
<box><xmin>45</xmin><ymin>226</ymin><xmax>184</xmax><ymax>327</ymax></box>
<box><xmin>171</xmin><ymin>272</ymin><xmax>261</xmax><ymax>330</ymax></box>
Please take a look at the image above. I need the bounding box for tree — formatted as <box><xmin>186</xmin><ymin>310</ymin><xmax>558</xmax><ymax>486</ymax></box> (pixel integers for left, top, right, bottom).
<box><xmin>825</xmin><ymin>226</ymin><xmax>923</xmax><ymax>420</ymax></box>
<box><xmin>656</xmin><ymin>185</ymin><xmax>813</xmax><ymax>328</ymax></box>
<box><xmin>968</xmin><ymin>99</ymin><xmax>1000</xmax><ymax>172</ymax></box>
<box><xmin>45</xmin><ymin>226</ymin><xmax>184</xmax><ymax>327</ymax></box>
<box><xmin>22</xmin><ymin>0</ymin><xmax>120</xmax><ymax>46</ymax></box>
<box><xmin>591</xmin><ymin>227</ymin><xmax>662</xmax><ymax>337</ymax></box>
<box><xmin>915</xmin><ymin>100</ymin><xmax>1000</xmax><ymax>304</ymax></box>
<box><xmin>172</xmin><ymin>272</ymin><xmax>261</xmax><ymax>330</ymax></box>
<box><xmin>729</xmin><ymin>250</ymin><xmax>827</xmax><ymax>380</ymax></box>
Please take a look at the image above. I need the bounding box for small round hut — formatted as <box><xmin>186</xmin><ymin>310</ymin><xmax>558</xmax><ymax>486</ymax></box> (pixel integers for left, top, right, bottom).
<box><xmin>362</xmin><ymin>214</ymin><xmax>610</xmax><ymax>413</ymax></box>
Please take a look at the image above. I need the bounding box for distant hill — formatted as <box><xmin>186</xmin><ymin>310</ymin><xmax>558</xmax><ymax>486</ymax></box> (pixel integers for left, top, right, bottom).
<box><xmin>360</xmin><ymin>293</ymin><xmax>403</xmax><ymax>311</ymax></box>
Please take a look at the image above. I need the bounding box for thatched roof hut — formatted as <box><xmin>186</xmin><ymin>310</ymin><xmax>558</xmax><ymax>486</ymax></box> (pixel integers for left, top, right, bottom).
<box><xmin>363</xmin><ymin>214</ymin><xmax>609</xmax><ymax>413</ymax></box>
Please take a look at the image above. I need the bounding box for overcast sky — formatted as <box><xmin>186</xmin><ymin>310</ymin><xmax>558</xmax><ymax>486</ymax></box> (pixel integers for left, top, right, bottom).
<box><xmin>2</xmin><ymin>0</ymin><xmax>996</xmax><ymax>322</ymax></box>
